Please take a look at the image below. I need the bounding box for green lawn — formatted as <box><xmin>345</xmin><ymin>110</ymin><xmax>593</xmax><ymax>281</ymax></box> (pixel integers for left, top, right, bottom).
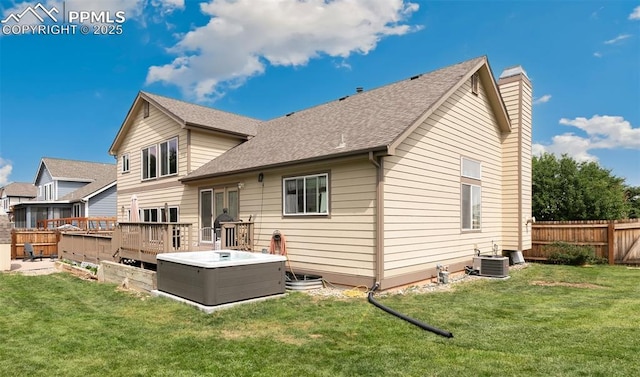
<box><xmin>1</xmin><ymin>264</ymin><xmax>639</xmax><ymax>377</ymax></box>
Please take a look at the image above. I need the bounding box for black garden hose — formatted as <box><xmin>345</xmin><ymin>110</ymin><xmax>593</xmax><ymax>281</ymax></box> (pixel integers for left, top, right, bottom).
<box><xmin>367</xmin><ymin>283</ymin><xmax>453</xmax><ymax>338</ymax></box>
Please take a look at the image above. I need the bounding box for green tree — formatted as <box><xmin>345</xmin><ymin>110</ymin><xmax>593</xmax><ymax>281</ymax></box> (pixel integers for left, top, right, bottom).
<box><xmin>532</xmin><ymin>153</ymin><xmax>628</xmax><ymax>220</ymax></box>
<box><xmin>626</xmin><ymin>186</ymin><xmax>640</xmax><ymax>219</ymax></box>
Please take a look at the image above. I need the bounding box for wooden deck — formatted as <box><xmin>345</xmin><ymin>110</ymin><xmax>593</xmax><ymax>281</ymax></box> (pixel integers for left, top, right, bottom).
<box><xmin>112</xmin><ymin>222</ymin><xmax>192</xmax><ymax>264</ymax></box>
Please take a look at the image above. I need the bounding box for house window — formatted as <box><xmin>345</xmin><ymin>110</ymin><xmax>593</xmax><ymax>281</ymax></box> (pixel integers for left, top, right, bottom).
<box><xmin>461</xmin><ymin>157</ymin><xmax>481</xmax><ymax>230</ymax></box>
<box><xmin>462</xmin><ymin>157</ymin><xmax>481</xmax><ymax>180</ymax></box>
<box><xmin>141</xmin><ymin>137</ymin><xmax>178</xmax><ymax>180</ymax></box>
<box><xmin>43</xmin><ymin>183</ymin><xmax>54</xmax><ymax>201</ymax></box>
<box><xmin>471</xmin><ymin>72</ymin><xmax>479</xmax><ymax>95</ymax></box>
<box><xmin>462</xmin><ymin>184</ymin><xmax>481</xmax><ymax>230</ymax></box>
<box><xmin>143</xmin><ymin>207</ymin><xmax>179</xmax><ymax>222</ymax></box>
<box><xmin>121</xmin><ymin>154</ymin><xmax>130</xmax><ymax>173</ymax></box>
<box><xmin>283</xmin><ymin>173</ymin><xmax>328</xmax><ymax>215</ymax></box>
<box><xmin>72</xmin><ymin>203</ymin><xmax>82</xmax><ymax>217</ymax></box>
<box><xmin>159</xmin><ymin>138</ymin><xmax>178</xmax><ymax>176</ymax></box>
<box><xmin>141</xmin><ymin>145</ymin><xmax>157</xmax><ymax>180</ymax></box>
<box><xmin>161</xmin><ymin>207</ymin><xmax>179</xmax><ymax>222</ymax></box>
<box><xmin>143</xmin><ymin>100</ymin><xmax>149</xmax><ymax>118</ymax></box>
<box><xmin>143</xmin><ymin>208</ymin><xmax>159</xmax><ymax>222</ymax></box>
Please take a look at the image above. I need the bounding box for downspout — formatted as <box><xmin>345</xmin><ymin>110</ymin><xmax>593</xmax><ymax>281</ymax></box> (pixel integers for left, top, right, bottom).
<box><xmin>368</xmin><ymin>151</ymin><xmax>384</xmax><ymax>287</ymax></box>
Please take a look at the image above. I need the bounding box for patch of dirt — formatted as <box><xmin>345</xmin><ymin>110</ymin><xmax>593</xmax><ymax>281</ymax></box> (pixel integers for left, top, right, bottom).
<box><xmin>220</xmin><ymin>320</ymin><xmax>313</xmax><ymax>345</ymax></box>
<box><xmin>530</xmin><ymin>281</ymin><xmax>605</xmax><ymax>289</ymax></box>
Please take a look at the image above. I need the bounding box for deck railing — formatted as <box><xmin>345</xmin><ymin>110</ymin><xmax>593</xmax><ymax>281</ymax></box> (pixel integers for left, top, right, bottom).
<box><xmin>112</xmin><ymin>222</ymin><xmax>192</xmax><ymax>264</ymax></box>
<box><xmin>219</xmin><ymin>222</ymin><xmax>254</xmax><ymax>251</ymax></box>
<box><xmin>37</xmin><ymin>217</ymin><xmax>117</xmax><ymax>231</ymax></box>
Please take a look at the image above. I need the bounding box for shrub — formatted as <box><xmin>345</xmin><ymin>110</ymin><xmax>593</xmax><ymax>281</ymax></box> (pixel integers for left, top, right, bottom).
<box><xmin>545</xmin><ymin>242</ymin><xmax>602</xmax><ymax>266</ymax></box>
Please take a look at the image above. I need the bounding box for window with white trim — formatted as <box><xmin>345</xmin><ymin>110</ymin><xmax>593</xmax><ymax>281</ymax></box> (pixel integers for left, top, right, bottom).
<box><xmin>143</xmin><ymin>206</ymin><xmax>179</xmax><ymax>222</ymax></box>
<box><xmin>142</xmin><ymin>145</ymin><xmax>157</xmax><ymax>180</ymax></box>
<box><xmin>72</xmin><ymin>203</ymin><xmax>82</xmax><ymax>217</ymax></box>
<box><xmin>461</xmin><ymin>157</ymin><xmax>481</xmax><ymax>230</ymax></box>
<box><xmin>141</xmin><ymin>137</ymin><xmax>178</xmax><ymax>180</ymax></box>
<box><xmin>462</xmin><ymin>158</ymin><xmax>481</xmax><ymax>180</ymax></box>
<box><xmin>283</xmin><ymin>173</ymin><xmax>328</xmax><ymax>215</ymax></box>
<box><xmin>159</xmin><ymin>138</ymin><xmax>177</xmax><ymax>176</ymax></box>
<box><xmin>143</xmin><ymin>100</ymin><xmax>149</xmax><ymax>118</ymax></box>
<box><xmin>122</xmin><ymin>154</ymin><xmax>130</xmax><ymax>173</ymax></box>
<box><xmin>44</xmin><ymin>182</ymin><xmax>54</xmax><ymax>201</ymax></box>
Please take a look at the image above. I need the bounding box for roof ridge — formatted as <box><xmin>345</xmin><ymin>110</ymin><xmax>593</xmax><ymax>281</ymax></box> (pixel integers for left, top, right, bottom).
<box><xmin>141</xmin><ymin>91</ymin><xmax>261</xmax><ymax>121</ymax></box>
<box><xmin>269</xmin><ymin>55</ymin><xmax>486</xmax><ymax>121</ymax></box>
<box><xmin>42</xmin><ymin>157</ymin><xmax>115</xmax><ymax>165</ymax></box>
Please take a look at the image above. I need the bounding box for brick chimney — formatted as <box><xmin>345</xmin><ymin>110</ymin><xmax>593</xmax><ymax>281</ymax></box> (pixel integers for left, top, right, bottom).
<box><xmin>498</xmin><ymin>66</ymin><xmax>532</xmax><ymax>253</ymax></box>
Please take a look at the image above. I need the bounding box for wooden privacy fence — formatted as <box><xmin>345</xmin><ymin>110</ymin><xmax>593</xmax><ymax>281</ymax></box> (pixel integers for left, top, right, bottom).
<box><xmin>11</xmin><ymin>229</ymin><xmax>60</xmax><ymax>259</ymax></box>
<box><xmin>528</xmin><ymin>219</ymin><xmax>640</xmax><ymax>264</ymax></box>
<box><xmin>58</xmin><ymin>233</ymin><xmax>115</xmax><ymax>264</ymax></box>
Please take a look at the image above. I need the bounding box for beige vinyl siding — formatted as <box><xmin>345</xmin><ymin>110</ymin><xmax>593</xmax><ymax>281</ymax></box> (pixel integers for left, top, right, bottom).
<box><xmin>195</xmin><ymin>157</ymin><xmax>377</xmax><ymax>278</ymax></box>
<box><xmin>520</xmin><ymin>80</ymin><xmax>533</xmax><ymax>250</ymax></box>
<box><xmin>115</xmin><ymin>104</ymin><xmax>188</xmax><ymax>193</ymax></box>
<box><xmin>500</xmin><ymin>80</ymin><xmax>520</xmax><ymax>250</ymax></box>
<box><xmin>113</xmin><ymin>103</ymin><xmax>198</xmax><ymax>245</ymax></box>
<box><xmin>499</xmin><ymin>77</ymin><xmax>532</xmax><ymax>251</ymax></box>
<box><xmin>189</xmin><ymin>129</ymin><xmax>242</xmax><ymax>173</ymax></box>
<box><xmin>383</xmin><ymin>76</ymin><xmax>504</xmax><ymax>278</ymax></box>
<box><xmin>113</xmin><ymin>103</ymin><xmax>247</xmax><ymax>246</ymax></box>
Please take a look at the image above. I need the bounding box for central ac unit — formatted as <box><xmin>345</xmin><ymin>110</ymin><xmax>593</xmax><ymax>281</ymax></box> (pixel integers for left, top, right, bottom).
<box><xmin>473</xmin><ymin>256</ymin><xmax>509</xmax><ymax>278</ymax></box>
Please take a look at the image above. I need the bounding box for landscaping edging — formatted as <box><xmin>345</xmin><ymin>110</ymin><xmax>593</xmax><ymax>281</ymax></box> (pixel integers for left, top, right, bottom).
<box><xmin>98</xmin><ymin>260</ymin><xmax>157</xmax><ymax>292</ymax></box>
<box><xmin>55</xmin><ymin>261</ymin><xmax>97</xmax><ymax>280</ymax></box>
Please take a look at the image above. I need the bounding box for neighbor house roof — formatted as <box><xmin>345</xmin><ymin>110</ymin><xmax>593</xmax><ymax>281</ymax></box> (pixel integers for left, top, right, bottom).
<box><xmin>37</xmin><ymin>158</ymin><xmax>116</xmax><ymax>183</ymax></box>
<box><xmin>0</xmin><ymin>182</ymin><xmax>37</xmax><ymax>198</ymax></box>
<box><xmin>59</xmin><ymin>173</ymin><xmax>117</xmax><ymax>202</ymax></box>
<box><xmin>182</xmin><ymin>56</ymin><xmax>510</xmax><ymax>182</ymax></box>
<box><xmin>109</xmin><ymin>91</ymin><xmax>261</xmax><ymax>154</ymax></box>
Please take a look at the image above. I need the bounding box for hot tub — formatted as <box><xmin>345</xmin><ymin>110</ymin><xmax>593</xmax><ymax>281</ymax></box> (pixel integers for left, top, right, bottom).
<box><xmin>157</xmin><ymin>250</ymin><xmax>286</xmax><ymax>306</ymax></box>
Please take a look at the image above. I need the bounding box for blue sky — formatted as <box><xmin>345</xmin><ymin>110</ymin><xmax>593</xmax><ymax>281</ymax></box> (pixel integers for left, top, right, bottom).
<box><xmin>1</xmin><ymin>0</ymin><xmax>638</xmax><ymax>187</ymax></box>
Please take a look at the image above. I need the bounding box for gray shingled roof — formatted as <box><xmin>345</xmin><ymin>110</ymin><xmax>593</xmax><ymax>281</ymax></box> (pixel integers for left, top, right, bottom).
<box><xmin>1</xmin><ymin>182</ymin><xmax>37</xmax><ymax>198</ymax></box>
<box><xmin>41</xmin><ymin>158</ymin><xmax>115</xmax><ymax>181</ymax></box>
<box><xmin>182</xmin><ymin>56</ymin><xmax>485</xmax><ymax>181</ymax></box>
<box><xmin>142</xmin><ymin>91</ymin><xmax>261</xmax><ymax>137</ymax></box>
<box><xmin>59</xmin><ymin>168</ymin><xmax>116</xmax><ymax>202</ymax></box>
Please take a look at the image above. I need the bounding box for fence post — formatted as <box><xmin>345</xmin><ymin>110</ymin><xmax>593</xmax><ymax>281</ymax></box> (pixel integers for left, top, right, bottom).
<box><xmin>607</xmin><ymin>221</ymin><xmax>615</xmax><ymax>265</ymax></box>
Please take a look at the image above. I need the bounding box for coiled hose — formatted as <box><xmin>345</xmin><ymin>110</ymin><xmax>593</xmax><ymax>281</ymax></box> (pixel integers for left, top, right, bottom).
<box><xmin>367</xmin><ymin>283</ymin><xmax>454</xmax><ymax>338</ymax></box>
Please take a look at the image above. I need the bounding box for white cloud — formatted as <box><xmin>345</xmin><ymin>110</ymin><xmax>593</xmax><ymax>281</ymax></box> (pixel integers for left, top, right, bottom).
<box><xmin>534</xmin><ymin>115</ymin><xmax>640</xmax><ymax>163</ymax></box>
<box><xmin>559</xmin><ymin>115</ymin><xmax>640</xmax><ymax>149</ymax></box>
<box><xmin>604</xmin><ymin>34</ymin><xmax>632</xmax><ymax>45</ymax></box>
<box><xmin>593</xmin><ymin>51</ymin><xmax>602</xmax><ymax>58</ymax></box>
<box><xmin>630</xmin><ymin>6</ymin><xmax>640</xmax><ymax>20</ymax></box>
<box><xmin>0</xmin><ymin>158</ymin><xmax>12</xmax><ymax>186</ymax></box>
<box><xmin>146</xmin><ymin>0</ymin><xmax>421</xmax><ymax>102</ymax></box>
<box><xmin>533</xmin><ymin>134</ymin><xmax>598</xmax><ymax>163</ymax></box>
<box><xmin>533</xmin><ymin>94</ymin><xmax>551</xmax><ymax>105</ymax></box>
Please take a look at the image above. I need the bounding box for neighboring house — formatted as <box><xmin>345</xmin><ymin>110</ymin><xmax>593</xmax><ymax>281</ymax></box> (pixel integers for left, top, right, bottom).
<box><xmin>110</xmin><ymin>56</ymin><xmax>532</xmax><ymax>289</ymax></box>
<box><xmin>12</xmin><ymin>158</ymin><xmax>117</xmax><ymax>228</ymax></box>
<box><xmin>0</xmin><ymin>182</ymin><xmax>37</xmax><ymax>218</ymax></box>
